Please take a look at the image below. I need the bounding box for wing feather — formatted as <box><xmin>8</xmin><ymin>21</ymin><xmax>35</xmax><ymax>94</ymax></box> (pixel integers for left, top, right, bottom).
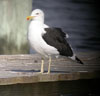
<box><xmin>42</xmin><ymin>28</ymin><xmax>73</xmax><ymax>57</ymax></box>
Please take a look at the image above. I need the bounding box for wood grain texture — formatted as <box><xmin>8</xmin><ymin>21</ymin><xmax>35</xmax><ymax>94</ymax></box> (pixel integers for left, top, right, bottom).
<box><xmin>0</xmin><ymin>0</ymin><xmax>32</xmax><ymax>54</ymax></box>
<box><xmin>0</xmin><ymin>52</ymin><xmax>100</xmax><ymax>85</ymax></box>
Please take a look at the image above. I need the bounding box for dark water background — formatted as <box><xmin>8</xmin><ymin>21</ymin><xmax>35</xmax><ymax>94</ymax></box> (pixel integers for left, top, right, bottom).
<box><xmin>32</xmin><ymin>0</ymin><xmax>100</xmax><ymax>52</ymax></box>
<box><xmin>0</xmin><ymin>79</ymin><xmax>99</xmax><ymax>96</ymax></box>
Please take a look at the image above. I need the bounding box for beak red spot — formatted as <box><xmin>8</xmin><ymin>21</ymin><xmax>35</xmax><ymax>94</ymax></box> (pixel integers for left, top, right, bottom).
<box><xmin>27</xmin><ymin>18</ymin><xmax>29</xmax><ymax>20</ymax></box>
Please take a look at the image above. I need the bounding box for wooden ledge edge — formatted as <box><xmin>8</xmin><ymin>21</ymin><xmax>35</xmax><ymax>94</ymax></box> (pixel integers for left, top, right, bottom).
<box><xmin>0</xmin><ymin>71</ymin><xmax>100</xmax><ymax>85</ymax></box>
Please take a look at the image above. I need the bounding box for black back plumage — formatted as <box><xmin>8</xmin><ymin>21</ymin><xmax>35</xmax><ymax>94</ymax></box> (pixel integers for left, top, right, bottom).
<box><xmin>43</xmin><ymin>28</ymin><xmax>73</xmax><ymax>57</ymax></box>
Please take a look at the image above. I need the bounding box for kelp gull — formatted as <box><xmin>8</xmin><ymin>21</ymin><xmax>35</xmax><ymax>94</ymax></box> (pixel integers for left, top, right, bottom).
<box><xmin>27</xmin><ymin>9</ymin><xmax>83</xmax><ymax>74</ymax></box>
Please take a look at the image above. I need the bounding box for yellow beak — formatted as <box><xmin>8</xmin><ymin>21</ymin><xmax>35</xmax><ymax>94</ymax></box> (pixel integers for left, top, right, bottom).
<box><xmin>26</xmin><ymin>16</ymin><xmax>35</xmax><ymax>20</ymax></box>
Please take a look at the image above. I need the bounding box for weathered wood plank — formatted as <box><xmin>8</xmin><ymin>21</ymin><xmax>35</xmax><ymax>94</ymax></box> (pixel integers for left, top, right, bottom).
<box><xmin>0</xmin><ymin>52</ymin><xmax>100</xmax><ymax>85</ymax></box>
<box><xmin>0</xmin><ymin>0</ymin><xmax>32</xmax><ymax>54</ymax></box>
<box><xmin>0</xmin><ymin>71</ymin><xmax>100</xmax><ymax>86</ymax></box>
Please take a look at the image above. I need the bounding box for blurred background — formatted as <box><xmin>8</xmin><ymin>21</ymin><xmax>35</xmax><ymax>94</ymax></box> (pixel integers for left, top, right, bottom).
<box><xmin>0</xmin><ymin>0</ymin><xmax>100</xmax><ymax>54</ymax></box>
<box><xmin>0</xmin><ymin>1</ymin><xmax>100</xmax><ymax>96</ymax></box>
<box><xmin>32</xmin><ymin>0</ymin><xmax>100</xmax><ymax>52</ymax></box>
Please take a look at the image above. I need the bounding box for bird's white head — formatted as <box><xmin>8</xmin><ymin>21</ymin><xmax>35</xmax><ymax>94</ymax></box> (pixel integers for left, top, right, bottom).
<box><xmin>27</xmin><ymin>9</ymin><xmax>44</xmax><ymax>23</ymax></box>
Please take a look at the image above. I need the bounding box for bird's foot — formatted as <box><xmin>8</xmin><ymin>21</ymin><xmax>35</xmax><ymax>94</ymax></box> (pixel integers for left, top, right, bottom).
<box><xmin>47</xmin><ymin>72</ymin><xmax>50</xmax><ymax>74</ymax></box>
<box><xmin>39</xmin><ymin>71</ymin><xmax>44</xmax><ymax>74</ymax></box>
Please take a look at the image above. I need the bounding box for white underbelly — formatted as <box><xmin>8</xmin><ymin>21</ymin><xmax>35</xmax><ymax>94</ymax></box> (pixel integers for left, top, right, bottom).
<box><xmin>28</xmin><ymin>33</ymin><xmax>59</xmax><ymax>57</ymax></box>
<box><xmin>28</xmin><ymin>21</ymin><xmax>59</xmax><ymax>57</ymax></box>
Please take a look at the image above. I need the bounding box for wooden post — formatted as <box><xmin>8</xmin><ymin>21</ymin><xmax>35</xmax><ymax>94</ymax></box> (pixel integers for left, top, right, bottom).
<box><xmin>0</xmin><ymin>0</ymin><xmax>32</xmax><ymax>54</ymax></box>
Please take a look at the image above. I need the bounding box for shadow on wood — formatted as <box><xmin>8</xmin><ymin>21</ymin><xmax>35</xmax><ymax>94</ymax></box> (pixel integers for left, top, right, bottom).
<box><xmin>0</xmin><ymin>52</ymin><xmax>100</xmax><ymax>85</ymax></box>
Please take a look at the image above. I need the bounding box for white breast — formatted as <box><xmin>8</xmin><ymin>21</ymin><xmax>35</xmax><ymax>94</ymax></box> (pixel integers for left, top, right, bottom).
<box><xmin>28</xmin><ymin>21</ymin><xmax>59</xmax><ymax>57</ymax></box>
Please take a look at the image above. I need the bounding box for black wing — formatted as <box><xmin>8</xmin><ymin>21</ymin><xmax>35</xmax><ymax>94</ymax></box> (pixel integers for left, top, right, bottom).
<box><xmin>43</xmin><ymin>28</ymin><xmax>73</xmax><ymax>57</ymax></box>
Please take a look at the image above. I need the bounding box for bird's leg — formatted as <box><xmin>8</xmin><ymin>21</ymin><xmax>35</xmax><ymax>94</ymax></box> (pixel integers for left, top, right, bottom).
<box><xmin>40</xmin><ymin>58</ymin><xmax>44</xmax><ymax>73</ymax></box>
<box><xmin>47</xmin><ymin>56</ymin><xmax>51</xmax><ymax>74</ymax></box>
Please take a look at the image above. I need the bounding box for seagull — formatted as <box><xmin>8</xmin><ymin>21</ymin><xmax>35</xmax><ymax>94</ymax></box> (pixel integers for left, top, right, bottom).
<box><xmin>26</xmin><ymin>9</ymin><xmax>83</xmax><ymax>74</ymax></box>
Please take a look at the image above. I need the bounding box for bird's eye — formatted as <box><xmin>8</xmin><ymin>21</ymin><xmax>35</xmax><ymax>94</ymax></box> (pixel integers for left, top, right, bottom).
<box><xmin>36</xmin><ymin>13</ymin><xmax>39</xmax><ymax>15</ymax></box>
